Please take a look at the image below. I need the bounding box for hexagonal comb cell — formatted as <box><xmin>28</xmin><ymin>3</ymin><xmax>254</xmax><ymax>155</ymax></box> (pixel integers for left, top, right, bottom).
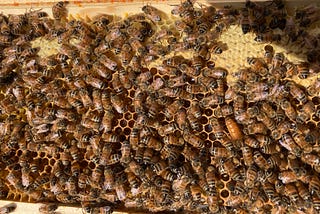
<box><xmin>0</xmin><ymin>0</ymin><xmax>319</xmax><ymax>213</ymax></box>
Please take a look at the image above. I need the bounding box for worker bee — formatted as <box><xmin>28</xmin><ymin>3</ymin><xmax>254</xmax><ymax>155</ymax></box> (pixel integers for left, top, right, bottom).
<box><xmin>142</xmin><ymin>5</ymin><xmax>163</xmax><ymax>22</ymax></box>
<box><xmin>241</xmin><ymin>145</ymin><xmax>254</xmax><ymax>166</ymax></box>
<box><xmin>84</xmin><ymin>75</ymin><xmax>106</xmax><ymax>90</ymax></box>
<box><xmin>211</xmin><ymin>147</ymin><xmax>231</xmax><ymax>158</ymax></box>
<box><xmin>93</xmin><ymin>62</ymin><xmax>112</xmax><ymax>80</ymax></box>
<box><xmin>309</xmin><ymin>175</ymin><xmax>320</xmax><ymax>196</ymax></box>
<box><xmin>174</xmin><ymin>20</ymin><xmax>193</xmax><ymax>34</ymax></box>
<box><xmin>260</xmin><ymin>101</ymin><xmax>276</xmax><ymax>118</ymax></box>
<box><xmin>38</xmin><ymin>203</ymin><xmax>58</xmax><ymax>214</ymax></box>
<box><xmin>52</xmin><ymin>1</ymin><xmax>69</xmax><ymax>20</ymax></box>
<box><xmin>179</xmin><ymin>63</ymin><xmax>200</xmax><ymax>77</ymax></box>
<box><xmin>297</xmin><ymin>101</ymin><xmax>315</xmax><ymax>124</ymax></box>
<box><xmin>219</xmin><ymin>159</ymin><xmax>243</xmax><ymax>181</ymax></box>
<box><xmin>187</xmin><ymin>114</ymin><xmax>201</xmax><ymax>131</ymax></box>
<box><xmin>141</xmin><ymin>135</ymin><xmax>163</xmax><ymax>151</ymax></box>
<box><xmin>240</xmin><ymin>8</ymin><xmax>251</xmax><ymax>34</ymax></box>
<box><xmin>246</xmin><ymin>122</ymin><xmax>268</xmax><ymax>135</ymax></box>
<box><xmin>98</xmin><ymin>55</ymin><xmax>118</xmax><ymax>71</ymax></box>
<box><xmin>183</xmin><ymin>131</ymin><xmax>204</xmax><ymax>148</ymax></box>
<box><xmin>292</xmin><ymin>132</ymin><xmax>312</xmax><ymax>153</ymax></box>
<box><xmin>200</xmin><ymin>94</ymin><xmax>224</xmax><ymax>107</ymax></box>
<box><xmin>280</xmin><ymin>134</ymin><xmax>301</xmax><ymax>156</ymax></box>
<box><xmin>261</xmin><ymin>143</ymin><xmax>281</xmax><ymax>154</ymax></box>
<box><xmin>256</xmin><ymin>112</ymin><xmax>276</xmax><ymax>131</ymax></box>
<box><xmin>0</xmin><ymin>203</ymin><xmax>16</xmax><ymax>214</ymax></box>
<box><xmin>286</xmin><ymin>81</ymin><xmax>307</xmax><ymax>104</ymax></box>
<box><xmin>301</xmin><ymin>153</ymin><xmax>320</xmax><ymax>167</ymax></box>
<box><xmin>247</xmin><ymin>57</ymin><xmax>268</xmax><ymax>75</ymax></box>
<box><xmin>164</xmin><ymin>134</ymin><xmax>184</xmax><ymax>148</ymax></box>
<box><xmin>105</xmin><ymin>153</ymin><xmax>121</xmax><ymax>166</ymax></box>
<box><xmin>186</xmin><ymin>84</ymin><xmax>207</xmax><ymax>94</ymax></box>
<box><xmin>271</xmin><ymin>120</ymin><xmax>291</xmax><ymax>140</ymax></box>
<box><xmin>203</xmin><ymin>67</ymin><xmax>228</xmax><ymax>79</ymax></box>
<box><xmin>110</xmin><ymin>93</ymin><xmax>127</xmax><ymax>114</ymax></box>
<box><xmin>163</xmin><ymin>99</ymin><xmax>184</xmax><ymax>120</ymax></box>
<box><xmin>253</xmin><ymin>151</ymin><xmax>269</xmax><ymax>170</ymax></box>
<box><xmin>209</xmin><ymin>118</ymin><xmax>225</xmax><ymax>139</ymax></box>
<box><xmin>296</xmin><ymin>181</ymin><xmax>311</xmax><ymax>201</ymax></box>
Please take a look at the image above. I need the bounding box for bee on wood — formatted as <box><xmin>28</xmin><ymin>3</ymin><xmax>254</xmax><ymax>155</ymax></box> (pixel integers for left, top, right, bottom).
<box><xmin>52</xmin><ymin>1</ymin><xmax>68</xmax><ymax>20</ymax></box>
<box><xmin>0</xmin><ymin>203</ymin><xmax>16</xmax><ymax>214</ymax></box>
<box><xmin>142</xmin><ymin>5</ymin><xmax>163</xmax><ymax>22</ymax></box>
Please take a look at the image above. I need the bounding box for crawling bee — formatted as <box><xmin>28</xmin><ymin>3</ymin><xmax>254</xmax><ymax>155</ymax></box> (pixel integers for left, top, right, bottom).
<box><xmin>0</xmin><ymin>203</ymin><xmax>16</xmax><ymax>214</ymax></box>
<box><xmin>52</xmin><ymin>1</ymin><xmax>68</xmax><ymax>20</ymax></box>
<box><xmin>142</xmin><ymin>5</ymin><xmax>163</xmax><ymax>22</ymax></box>
<box><xmin>38</xmin><ymin>203</ymin><xmax>58</xmax><ymax>214</ymax></box>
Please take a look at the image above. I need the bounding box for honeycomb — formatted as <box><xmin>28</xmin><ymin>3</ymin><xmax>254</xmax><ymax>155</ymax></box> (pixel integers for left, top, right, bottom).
<box><xmin>0</xmin><ymin>0</ymin><xmax>319</xmax><ymax>213</ymax></box>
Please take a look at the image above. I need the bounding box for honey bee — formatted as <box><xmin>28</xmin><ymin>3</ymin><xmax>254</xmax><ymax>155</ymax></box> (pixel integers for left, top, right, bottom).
<box><xmin>110</xmin><ymin>93</ymin><xmax>127</xmax><ymax>114</ymax></box>
<box><xmin>278</xmin><ymin>170</ymin><xmax>298</xmax><ymax>184</ymax></box>
<box><xmin>260</xmin><ymin>101</ymin><xmax>276</xmax><ymax>118</ymax></box>
<box><xmin>312</xmin><ymin>194</ymin><xmax>320</xmax><ymax>211</ymax></box>
<box><xmin>296</xmin><ymin>181</ymin><xmax>311</xmax><ymax>202</ymax></box>
<box><xmin>271</xmin><ymin>120</ymin><xmax>291</xmax><ymax>140</ymax></box>
<box><xmin>210</xmin><ymin>147</ymin><xmax>231</xmax><ymax>158</ymax></box>
<box><xmin>79</xmin><ymin>88</ymin><xmax>93</xmax><ymax>109</ymax></box>
<box><xmin>309</xmin><ymin>174</ymin><xmax>320</xmax><ymax>196</ymax></box>
<box><xmin>292</xmin><ymin>132</ymin><xmax>312</xmax><ymax>153</ymax></box>
<box><xmin>246</xmin><ymin>122</ymin><xmax>268</xmax><ymax>135</ymax></box>
<box><xmin>135</xmin><ymin>71</ymin><xmax>153</xmax><ymax>88</ymax></box>
<box><xmin>32</xmin><ymin>174</ymin><xmax>50</xmax><ymax>190</ymax></box>
<box><xmin>174</xmin><ymin>20</ymin><xmax>192</xmax><ymax>34</ymax></box>
<box><xmin>142</xmin><ymin>5</ymin><xmax>163</xmax><ymax>22</ymax></box>
<box><xmin>129</xmin><ymin>128</ymin><xmax>140</xmax><ymax>150</ymax></box>
<box><xmin>296</xmin><ymin>62</ymin><xmax>312</xmax><ymax>79</ymax></box>
<box><xmin>84</xmin><ymin>75</ymin><xmax>106</xmax><ymax>90</ymax></box>
<box><xmin>52</xmin><ymin>1</ymin><xmax>68</xmax><ymax>20</ymax></box>
<box><xmin>126</xmin><ymin>171</ymin><xmax>140</xmax><ymax>189</ymax></box>
<box><xmin>183</xmin><ymin>131</ymin><xmax>204</xmax><ymax>148</ymax></box>
<box><xmin>128</xmin><ymin>38</ymin><xmax>147</xmax><ymax>56</ymax></box>
<box><xmin>141</xmin><ymin>135</ymin><xmax>163</xmax><ymax>151</ymax></box>
<box><xmin>200</xmin><ymin>94</ymin><xmax>224</xmax><ymax>107</ymax></box>
<box><xmin>284</xmin><ymin>183</ymin><xmax>300</xmax><ymax>202</ymax></box>
<box><xmin>0</xmin><ymin>203</ymin><xmax>16</xmax><ymax>214</ymax></box>
<box><xmin>128</xmin><ymin>160</ymin><xmax>144</xmax><ymax>177</ymax></box>
<box><xmin>164</xmin><ymin>99</ymin><xmax>184</xmax><ymax>120</ymax></box>
<box><xmin>186</xmin><ymin>84</ymin><xmax>207</xmax><ymax>94</ymax></box>
<box><xmin>256</xmin><ymin>112</ymin><xmax>276</xmax><ymax>131</ymax></box>
<box><xmin>253</xmin><ymin>150</ymin><xmax>269</xmax><ymax>170</ymax></box>
<box><xmin>93</xmin><ymin>62</ymin><xmax>112</xmax><ymax>80</ymax></box>
<box><xmin>209</xmin><ymin>118</ymin><xmax>224</xmax><ymax>139</ymax></box>
<box><xmin>179</xmin><ymin>63</ymin><xmax>200</xmax><ymax>77</ymax></box>
<box><xmin>247</xmin><ymin>57</ymin><xmax>268</xmax><ymax>75</ymax></box>
<box><xmin>98</xmin><ymin>55</ymin><xmax>118</xmax><ymax>71</ymax></box>
<box><xmin>197</xmin><ymin>77</ymin><xmax>217</xmax><ymax>91</ymax></box>
<box><xmin>38</xmin><ymin>203</ymin><xmax>58</xmax><ymax>214</ymax></box>
<box><xmin>187</xmin><ymin>114</ymin><xmax>201</xmax><ymax>131</ymax></box>
<box><xmin>280</xmin><ymin>134</ymin><xmax>301</xmax><ymax>156</ymax></box>
<box><xmin>219</xmin><ymin>158</ymin><xmax>242</xmax><ymax>181</ymax></box>
<box><xmin>219</xmin><ymin>135</ymin><xmax>236</xmax><ymax>154</ymax></box>
<box><xmin>241</xmin><ymin>145</ymin><xmax>254</xmax><ymax>166</ymax></box>
<box><xmin>286</xmin><ymin>81</ymin><xmax>307</xmax><ymax>104</ymax></box>
<box><xmin>202</xmin><ymin>67</ymin><xmax>228</xmax><ymax>79</ymax></box>
<box><xmin>96</xmin><ymin>167</ymin><xmax>113</xmax><ymax>192</ymax></box>
<box><xmin>106</xmin><ymin>153</ymin><xmax>121</xmax><ymax>166</ymax></box>
<box><xmin>297</xmin><ymin>101</ymin><xmax>315</xmax><ymax>124</ymax></box>
<box><xmin>52</xmin><ymin>160</ymin><xmax>66</xmax><ymax>181</ymax></box>
<box><xmin>163</xmin><ymin>134</ymin><xmax>184</xmax><ymax>146</ymax></box>
<box><xmin>301</xmin><ymin>153</ymin><xmax>320</xmax><ymax>167</ymax></box>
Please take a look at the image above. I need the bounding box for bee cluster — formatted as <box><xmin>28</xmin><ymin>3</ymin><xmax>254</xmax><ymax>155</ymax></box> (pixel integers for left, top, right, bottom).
<box><xmin>0</xmin><ymin>0</ymin><xmax>319</xmax><ymax>213</ymax></box>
